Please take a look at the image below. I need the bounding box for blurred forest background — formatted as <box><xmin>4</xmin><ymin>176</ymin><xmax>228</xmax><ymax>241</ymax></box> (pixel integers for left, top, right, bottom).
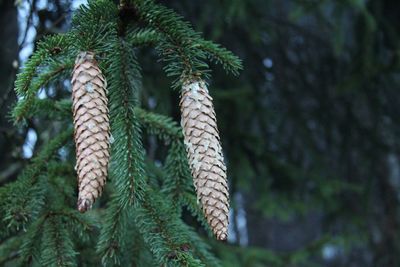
<box><xmin>1</xmin><ymin>0</ymin><xmax>400</xmax><ymax>266</ymax></box>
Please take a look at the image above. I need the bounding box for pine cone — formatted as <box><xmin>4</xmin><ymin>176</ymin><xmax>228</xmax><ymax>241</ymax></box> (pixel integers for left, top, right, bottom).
<box><xmin>71</xmin><ymin>51</ymin><xmax>110</xmax><ymax>212</ymax></box>
<box><xmin>180</xmin><ymin>79</ymin><xmax>229</xmax><ymax>240</ymax></box>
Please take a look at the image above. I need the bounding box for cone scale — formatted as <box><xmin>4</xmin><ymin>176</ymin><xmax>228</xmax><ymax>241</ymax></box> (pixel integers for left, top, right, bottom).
<box><xmin>71</xmin><ymin>51</ymin><xmax>110</xmax><ymax>212</ymax></box>
<box><xmin>180</xmin><ymin>79</ymin><xmax>229</xmax><ymax>240</ymax></box>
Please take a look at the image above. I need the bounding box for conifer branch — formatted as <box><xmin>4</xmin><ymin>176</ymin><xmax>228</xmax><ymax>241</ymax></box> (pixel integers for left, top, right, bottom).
<box><xmin>135</xmin><ymin>189</ymin><xmax>204</xmax><ymax>266</ymax></box>
<box><xmin>132</xmin><ymin>0</ymin><xmax>242</xmax><ymax>83</ymax></box>
<box><xmin>96</xmin><ymin>199</ymin><xmax>129</xmax><ymax>265</ymax></box>
<box><xmin>183</xmin><ymin>224</ymin><xmax>222</xmax><ymax>267</ymax></box>
<box><xmin>71</xmin><ymin>1</ymin><xmax>118</xmax><ymax>51</ymax></box>
<box><xmin>97</xmin><ymin>33</ymin><xmax>146</xmax><ymax>264</ymax></box>
<box><xmin>7</xmin><ymin>1</ymin><xmax>241</xmax><ymax>265</ymax></box>
<box><xmin>0</xmin><ymin>129</ymin><xmax>72</xmax><ymax>233</ymax></box>
<box><xmin>128</xmin><ymin>29</ymin><xmax>160</xmax><ymax>47</ymax></box>
<box><xmin>135</xmin><ymin>107</ymin><xmax>182</xmax><ymax>140</ymax></box>
<box><xmin>22</xmin><ymin>99</ymin><xmax>72</xmax><ymax>121</ymax></box>
<box><xmin>14</xmin><ymin>34</ymin><xmax>70</xmax><ymax>97</ymax></box>
<box><xmin>198</xmin><ymin>40</ymin><xmax>242</xmax><ymax>76</ymax></box>
<box><xmin>0</xmin><ymin>236</ymin><xmax>21</xmax><ymax>266</ymax></box>
<box><xmin>19</xmin><ymin>215</ymin><xmax>47</xmax><ymax>265</ymax></box>
<box><xmin>14</xmin><ymin>98</ymin><xmax>184</xmax><ymax>142</ymax></box>
<box><xmin>56</xmin><ymin>210</ymin><xmax>97</xmax><ymax>238</ymax></box>
<box><xmin>179</xmin><ymin>192</ymin><xmax>213</xmax><ymax>235</ymax></box>
<box><xmin>162</xmin><ymin>142</ymin><xmax>214</xmax><ymax>236</ymax></box>
<box><xmin>163</xmin><ymin>142</ymin><xmax>192</xmax><ymax>202</ymax></box>
<box><xmin>126</xmin><ymin>28</ymin><xmax>242</xmax><ymax>75</ymax></box>
<box><xmin>107</xmin><ymin>36</ymin><xmax>146</xmax><ymax>204</ymax></box>
<box><xmin>19</xmin><ymin>210</ymin><xmax>91</xmax><ymax>266</ymax></box>
<box><xmin>133</xmin><ymin>0</ymin><xmax>209</xmax><ymax>85</ymax></box>
<box><xmin>126</xmin><ymin>225</ymin><xmax>158</xmax><ymax>266</ymax></box>
<box><xmin>40</xmin><ymin>216</ymin><xmax>76</xmax><ymax>266</ymax></box>
<box><xmin>13</xmin><ymin>60</ymin><xmax>74</xmax><ymax>123</ymax></box>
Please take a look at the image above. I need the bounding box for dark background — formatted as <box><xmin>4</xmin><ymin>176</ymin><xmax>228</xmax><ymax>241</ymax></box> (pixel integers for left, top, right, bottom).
<box><xmin>2</xmin><ymin>0</ymin><xmax>400</xmax><ymax>266</ymax></box>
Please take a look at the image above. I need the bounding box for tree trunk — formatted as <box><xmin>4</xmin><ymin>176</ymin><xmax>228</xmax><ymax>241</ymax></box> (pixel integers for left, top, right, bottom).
<box><xmin>0</xmin><ymin>2</ymin><xmax>20</xmax><ymax>182</ymax></box>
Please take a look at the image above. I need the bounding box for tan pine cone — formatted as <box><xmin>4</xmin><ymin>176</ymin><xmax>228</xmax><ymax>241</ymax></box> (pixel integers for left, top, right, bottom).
<box><xmin>180</xmin><ymin>79</ymin><xmax>229</xmax><ymax>240</ymax></box>
<box><xmin>71</xmin><ymin>51</ymin><xmax>110</xmax><ymax>213</ymax></box>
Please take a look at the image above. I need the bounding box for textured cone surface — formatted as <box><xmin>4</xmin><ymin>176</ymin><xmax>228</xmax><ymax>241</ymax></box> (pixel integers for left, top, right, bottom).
<box><xmin>71</xmin><ymin>51</ymin><xmax>110</xmax><ymax>212</ymax></box>
<box><xmin>180</xmin><ymin>79</ymin><xmax>229</xmax><ymax>240</ymax></box>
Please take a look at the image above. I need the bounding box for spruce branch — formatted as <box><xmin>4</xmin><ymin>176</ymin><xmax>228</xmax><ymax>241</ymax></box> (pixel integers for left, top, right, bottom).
<box><xmin>134</xmin><ymin>189</ymin><xmax>205</xmax><ymax>266</ymax></box>
<box><xmin>126</xmin><ymin>225</ymin><xmax>158</xmax><ymax>266</ymax></box>
<box><xmin>162</xmin><ymin>142</ymin><xmax>216</xmax><ymax>238</ymax></box>
<box><xmin>133</xmin><ymin>0</ymin><xmax>209</xmax><ymax>85</ymax></box>
<box><xmin>19</xmin><ymin>215</ymin><xmax>47</xmax><ymax>265</ymax></box>
<box><xmin>39</xmin><ymin>216</ymin><xmax>77</xmax><ymax>267</ymax></box>
<box><xmin>179</xmin><ymin>192</ymin><xmax>213</xmax><ymax>236</ymax></box>
<box><xmin>161</xmin><ymin>142</ymin><xmax>215</xmax><ymax>235</ymax></box>
<box><xmin>183</xmin><ymin>224</ymin><xmax>222</xmax><ymax>267</ymax></box>
<box><xmin>106</xmin><ymin>36</ymin><xmax>146</xmax><ymax>204</ymax></box>
<box><xmin>163</xmin><ymin>142</ymin><xmax>193</xmax><ymax>202</ymax></box>
<box><xmin>14</xmin><ymin>98</ymin><xmax>184</xmax><ymax>142</ymax></box>
<box><xmin>0</xmin><ymin>236</ymin><xmax>21</xmax><ymax>266</ymax></box>
<box><xmin>21</xmin><ymin>99</ymin><xmax>72</xmax><ymax>121</ymax></box>
<box><xmin>7</xmin><ymin>1</ymin><xmax>241</xmax><ymax>265</ymax></box>
<box><xmin>13</xmin><ymin>60</ymin><xmax>74</xmax><ymax>123</ymax></box>
<box><xmin>132</xmin><ymin>0</ymin><xmax>242</xmax><ymax>83</ymax></box>
<box><xmin>19</xmin><ymin>210</ymin><xmax>89</xmax><ymax>267</ymax></box>
<box><xmin>97</xmin><ymin>32</ymin><xmax>146</xmax><ymax>264</ymax></box>
<box><xmin>14</xmin><ymin>34</ymin><xmax>71</xmax><ymax>98</ymax></box>
<box><xmin>197</xmin><ymin>40</ymin><xmax>242</xmax><ymax>76</ymax></box>
<box><xmin>56</xmin><ymin>210</ymin><xmax>98</xmax><ymax>239</ymax></box>
<box><xmin>135</xmin><ymin>107</ymin><xmax>182</xmax><ymax>141</ymax></box>
<box><xmin>0</xmin><ymin>129</ymin><xmax>73</xmax><ymax>234</ymax></box>
<box><xmin>96</xmin><ymin>198</ymin><xmax>129</xmax><ymax>265</ymax></box>
<box><xmin>128</xmin><ymin>28</ymin><xmax>160</xmax><ymax>47</ymax></box>
<box><xmin>71</xmin><ymin>0</ymin><xmax>118</xmax><ymax>51</ymax></box>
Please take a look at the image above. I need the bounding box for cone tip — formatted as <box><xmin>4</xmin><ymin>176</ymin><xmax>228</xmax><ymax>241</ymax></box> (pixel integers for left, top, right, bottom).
<box><xmin>77</xmin><ymin>198</ymin><xmax>92</xmax><ymax>213</ymax></box>
<box><xmin>217</xmin><ymin>232</ymin><xmax>227</xmax><ymax>241</ymax></box>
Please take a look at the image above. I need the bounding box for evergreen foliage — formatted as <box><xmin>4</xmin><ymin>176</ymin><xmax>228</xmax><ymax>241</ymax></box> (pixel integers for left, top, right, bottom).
<box><xmin>1</xmin><ymin>0</ymin><xmax>241</xmax><ymax>266</ymax></box>
<box><xmin>3</xmin><ymin>0</ymin><xmax>400</xmax><ymax>266</ymax></box>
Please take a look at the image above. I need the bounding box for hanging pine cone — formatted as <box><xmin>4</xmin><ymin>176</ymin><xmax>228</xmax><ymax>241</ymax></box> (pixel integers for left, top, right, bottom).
<box><xmin>180</xmin><ymin>79</ymin><xmax>229</xmax><ymax>240</ymax></box>
<box><xmin>71</xmin><ymin>51</ymin><xmax>110</xmax><ymax>212</ymax></box>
